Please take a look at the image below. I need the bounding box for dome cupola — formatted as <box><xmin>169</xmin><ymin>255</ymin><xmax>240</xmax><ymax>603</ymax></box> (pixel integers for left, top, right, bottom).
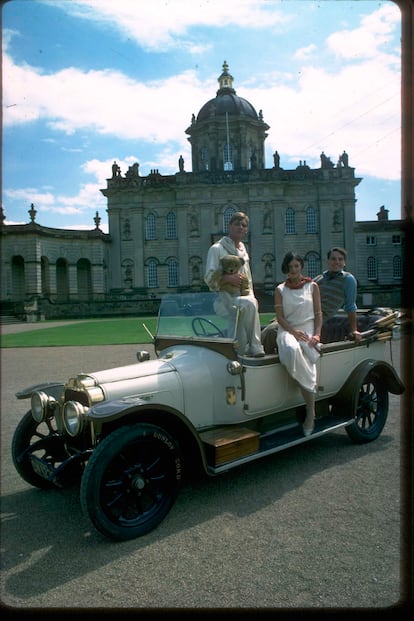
<box><xmin>186</xmin><ymin>62</ymin><xmax>269</xmax><ymax>173</ymax></box>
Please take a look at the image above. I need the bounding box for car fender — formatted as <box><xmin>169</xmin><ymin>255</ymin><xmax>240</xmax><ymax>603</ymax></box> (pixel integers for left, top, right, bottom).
<box><xmin>333</xmin><ymin>359</ymin><xmax>404</xmax><ymax>416</ymax></box>
<box><xmin>88</xmin><ymin>398</ymin><xmax>211</xmax><ymax>474</ymax></box>
<box><xmin>16</xmin><ymin>382</ymin><xmax>64</xmax><ymax>401</ymax></box>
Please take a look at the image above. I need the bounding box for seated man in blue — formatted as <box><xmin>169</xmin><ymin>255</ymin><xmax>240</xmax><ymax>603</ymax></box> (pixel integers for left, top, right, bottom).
<box><xmin>313</xmin><ymin>247</ymin><xmax>362</xmax><ymax>343</ymax></box>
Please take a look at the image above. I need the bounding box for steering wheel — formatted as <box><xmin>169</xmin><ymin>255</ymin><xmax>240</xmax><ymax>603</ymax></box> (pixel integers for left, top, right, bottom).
<box><xmin>192</xmin><ymin>317</ymin><xmax>225</xmax><ymax>338</ymax></box>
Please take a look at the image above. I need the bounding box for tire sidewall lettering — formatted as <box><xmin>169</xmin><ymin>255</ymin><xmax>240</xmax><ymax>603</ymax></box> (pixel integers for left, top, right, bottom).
<box><xmin>150</xmin><ymin>428</ymin><xmax>182</xmax><ymax>481</ymax></box>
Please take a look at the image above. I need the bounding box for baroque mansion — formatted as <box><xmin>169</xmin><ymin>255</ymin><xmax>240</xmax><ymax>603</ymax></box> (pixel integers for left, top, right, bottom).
<box><xmin>0</xmin><ymin>62</ymin><xmax>404</xmax><ymax>320</ymax></box>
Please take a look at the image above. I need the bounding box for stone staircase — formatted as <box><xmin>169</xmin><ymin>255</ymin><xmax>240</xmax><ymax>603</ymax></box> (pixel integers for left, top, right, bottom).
<box><xmin>0</xmin><ymin>315</ymin><xmax>24</xmax><ymax>325</ymax></box>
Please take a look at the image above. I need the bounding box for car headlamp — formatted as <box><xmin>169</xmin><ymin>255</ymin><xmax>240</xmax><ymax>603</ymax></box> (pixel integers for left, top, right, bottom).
<box><xmin>31</xmin><ymin>391</ymin><xmax>49</xmax><ymax>423</ymax></box>
<box><xmin>63</xmin><ymin>400</ymin><xmax>88</xmax><ymax>437</ymax></box>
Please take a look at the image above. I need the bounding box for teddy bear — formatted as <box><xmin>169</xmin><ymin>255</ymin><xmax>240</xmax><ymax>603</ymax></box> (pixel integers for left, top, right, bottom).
<box><xmin>209</xmin><ymin>254</ymin><xmax>250</xmax><ymax>296</ymax></box>
<box><xmin>209</xmin><ymin>254</ymin><xmax>251</xmax><ymax>317</ymax></box>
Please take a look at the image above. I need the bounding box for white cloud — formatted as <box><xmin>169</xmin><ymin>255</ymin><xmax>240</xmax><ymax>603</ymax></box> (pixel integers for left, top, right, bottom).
<box><xmin>327</xmin><ymin>3</ymin><xmax>400</xmax><ymax>60</ymax></box>
<box><xmin>3</xmin><ymin>34</ymin><xmax>400</xmax><ymax>180</ymax></box>
<box><xmin>4</xmin><ymin>188</ymin><xmax>56</xmax><ymax>206</ymax></box>
<box><xmin>3</xmin><ymin>181</ymin><xmax>106</xmax><ymax>220</ymax></box>
<box><xmin>3</xmin><ymin>52</ymin><xmax>209</xmax><ymax>142</ymax></box>
<box><xmin>3</xmin><ymin>0</ymin><xmax>401</xmax><ymax>227</ymax></box>
<box><xmin>294</xmin><ymin>44</ymin><xmax>317</xmax><ymax>60</ymax></box>
<box><xmin>45</xmin><ymin>0</ymin><xmax>290</xmax><ymax>51</ymax></box>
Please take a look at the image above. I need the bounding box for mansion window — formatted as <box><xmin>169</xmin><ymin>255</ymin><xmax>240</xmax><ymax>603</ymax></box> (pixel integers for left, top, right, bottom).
<box><xmin>145</xmin><ymin>259</ymin><xmax>158</xmax><ymax>288</ymax></box>
<box><xmin>223</xmin><ymin>206</ymin><xmax>236</xmax><ymax>231</ymax></box>
<box><xmin>306</xmin><ymin>252</ymin><xmax>320</xmax><ymax>279</ymax></box>
<box><xmin>200</xmin><ymin>147</ymin><xmax>209</xmax><ymax>171</ymax></box>
<box><xmin>285</xmin><ymin>208</ymin><xmax>296</xmax><ymax>234</ymax></box>
<box><xmin>392</xmin><ymin>234</ymin><xmax>401</xmax><ymax>245</ymax></box>
<box><xmin>306</xmin><ymin>206</ymin><xmax>317</xmax><ymax>234</ymax></box>
<box><xmin>393</xmin><ymin>255</ymin><xmax>402</xmax><ymax>279</ymax></box>
<box><xmin>146</xmin><ymin>213</ymin><xmax>157</xmax><ymax>240</ymax></box>
<box><xmin>167</xmin><ymin>258</ymin><xmax>179</xmax><ymax>287</ymax></box>
<box><xmin>223</xmin><ymin>144</ymin><xmax>233</xmax><ymax>171</ymax></box>
<box><xmin>366</xmin><ymin>235</ymin><xmax>376</xmax><ymax>245</ymax></box>
<box><xmin>367</xmin><ymin>256</ymin><xmax>378</xmax><ymax>280</ymax></box>
<box><xmin>165</xmin><ymin>212</ymin><xmax>177</xmax><ymax>239</ymax></box>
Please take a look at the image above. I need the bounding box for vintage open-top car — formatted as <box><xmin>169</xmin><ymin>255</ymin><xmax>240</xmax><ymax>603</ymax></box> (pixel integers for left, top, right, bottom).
<box><xmin>12</xmin><ymin>292</ymin><xmax>404</xmax><ymax>541</ymax></box>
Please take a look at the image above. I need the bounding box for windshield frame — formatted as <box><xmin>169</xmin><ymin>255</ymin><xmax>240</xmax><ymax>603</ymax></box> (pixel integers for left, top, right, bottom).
<box><xmin>154</xmin><ymin>292</ymin><xmax>241</xmax><ymax>358</ymax></box>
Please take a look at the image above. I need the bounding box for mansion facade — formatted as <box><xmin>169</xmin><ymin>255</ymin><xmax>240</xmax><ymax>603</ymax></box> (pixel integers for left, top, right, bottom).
<box><xmin>0</xmin><ymin>63</ymin><xmax>404</xmax><ymax>320</ymax></box>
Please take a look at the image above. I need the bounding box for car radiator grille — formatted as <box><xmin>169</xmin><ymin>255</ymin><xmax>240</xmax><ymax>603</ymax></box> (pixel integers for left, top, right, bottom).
<box><xmin>64</xmin><ymin>389</ymin><xmax>90</xmax><ymax>408</ymax></box>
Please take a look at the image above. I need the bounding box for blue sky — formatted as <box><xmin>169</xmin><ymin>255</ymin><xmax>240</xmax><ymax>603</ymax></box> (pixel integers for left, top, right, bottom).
<box><xmin>2</xmin><ymin>0</ymin><xmax>402</xmax><ymax>232</ymax></box>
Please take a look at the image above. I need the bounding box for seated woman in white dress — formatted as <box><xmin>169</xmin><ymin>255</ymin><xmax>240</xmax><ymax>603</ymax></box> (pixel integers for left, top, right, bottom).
<box><xmin>275</xmin><ymin>252</ymin><xmax>322</xmax><ymax>436</ymax></box>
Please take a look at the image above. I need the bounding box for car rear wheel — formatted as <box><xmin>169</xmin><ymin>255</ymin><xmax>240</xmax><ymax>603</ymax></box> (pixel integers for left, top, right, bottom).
<box><xmin>80</xmin><ymin>423</ymin><xmax>182</xmax><ymax>541</ymax></box>
<box><xmin>345</xmin><ymin>371</ymin><xmax>389</xmax><ymax>444</ymax></box>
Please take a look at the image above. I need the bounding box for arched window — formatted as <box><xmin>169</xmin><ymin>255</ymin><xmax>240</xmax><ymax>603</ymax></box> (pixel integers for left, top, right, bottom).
<box><xmin>167</xmin><ymin>258</ymin><xmax>179</xmax><ymax>287</ymax></box>
<box><xmin>306</xmin><ymin>252</ymin><xmax>320</xmax><ymax>279</ymax></box>
<box><xmin>56</xmin><ymin>258</ymin><xmax>69</xmax><ymax>301</ymax></box>
<box><xmin>200</xmin><ymin>147</ymin><xmax>209</xmax><ymax>171</ymax></box>
<box><xmin>11</xmin><ymin>255</ymin><xmax>25</xmax><ymax>301</ymax></box>
<box><xmin>223</xmin><ymin>206</ymin><xmax>236</xmax><ymax>231</ymax></box>
<box><xmin>223</xmin><ymin>144</ymin><xmax>233</xmax><ymax>171</ymax></box>
<box><xmin>285</xmin><ymin>208</ymin><xmax>296</xmax><ymax>234</ymax></box>
<box><xmin>367</xmin><ymin>256</ymin><xmax>377</xmax><ymax>280</ymax></box>
<box><xmin>306</xmin><ymin>206</ymin><xmax>317</xmax><ymax>234</ymax></box>
<box><xmin>77</xmin><ymin>258</ymin><xmax>92</xmax><ymax>300</ymax></box>
<box><xmin>41</xmin><ymin>256</ymin><xmax>50</xmax><ymax>296</ymax></box>
<box><xmin>145</xmin><ymin>259</ymin><xmax>158</xmax><ymax>288</ymax></box>
<box><xmin>247</xmin><ymin>146</ymin><xmax>253</xmax><ymax>170</ymax></box>
<box><xmin>145</xmin><ymin>213</ymin><xmax>156</xmax><ymax>240</ymax></box>
<box><xmin>392</xmin><ymin>255</ymin><xmax>402</xmax><ymax>279</ymax></box>
<box><xmin>165</xmin><ymin>212</ymin><xmax>177</xmax><ymax>239</ymax></box>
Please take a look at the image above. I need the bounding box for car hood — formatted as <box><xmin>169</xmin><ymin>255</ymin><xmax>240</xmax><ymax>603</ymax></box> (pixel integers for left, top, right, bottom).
<box><xmin>64</xmin><ymin>358</ymin><xmax>183</xmax><ymax>409</ymax></box>
<box><xmin>85</xmin><ymin>358</ymin><xmax>176</xmax><ymax>385</ymax></box>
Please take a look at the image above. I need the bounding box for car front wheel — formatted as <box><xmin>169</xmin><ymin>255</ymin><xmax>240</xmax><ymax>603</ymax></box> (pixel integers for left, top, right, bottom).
<box><xmin>345</xmin><ymin>371</ymin><xmax>389</xmax><ymax>444</ymax></box>
<box><xmin>12</xmin><ymin>410</ymin><xmax>68</xmax><ymax>489</ymax></box>
<box><xmin>80</xmin><ymin>423</ymin><xmax>182</xmax><ymax>541</ymax></box>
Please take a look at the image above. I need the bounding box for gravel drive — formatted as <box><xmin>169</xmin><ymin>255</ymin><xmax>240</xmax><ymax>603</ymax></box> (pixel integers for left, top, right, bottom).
<box><xmin>0</xmin><ymin>328</ymin><xmax>409</xmax><ymax>611</ymax></box>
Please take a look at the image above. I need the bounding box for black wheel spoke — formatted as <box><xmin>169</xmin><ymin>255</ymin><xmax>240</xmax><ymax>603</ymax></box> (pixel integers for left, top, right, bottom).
<box><xmin>81</xmin><ymin>424</ymin><xmax>182</xmax><ymax>540</ymax></box>
<box><xmin>12</xmin><ymin>411</ymin><xmax>72</xmax><ymax>489</ymax></box>
<box><xmin>346</xmin><ymin>373</ymin><xmax>389</xmax><ymax>444</ymax></box>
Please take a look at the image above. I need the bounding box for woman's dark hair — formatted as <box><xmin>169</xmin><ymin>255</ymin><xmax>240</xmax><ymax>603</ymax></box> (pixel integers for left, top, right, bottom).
<box><xmin>281</xmin><ymin>251</ymin><xmax>304</xmax><ymax>274</ymax></box>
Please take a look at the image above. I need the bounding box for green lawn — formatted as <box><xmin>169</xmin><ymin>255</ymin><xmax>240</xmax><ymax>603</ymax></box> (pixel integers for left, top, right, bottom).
<box><xmin>0</xmin><ymin>314</ymin><xmax>276</xmax><ymax>348</ymax></box>
<box><xmin>0</xmin><ymin>317</ymin><xmax>158</xmax><ymax>348</ymax></box>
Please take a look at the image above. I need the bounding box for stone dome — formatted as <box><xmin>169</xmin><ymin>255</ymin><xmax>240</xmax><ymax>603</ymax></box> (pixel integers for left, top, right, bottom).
<box><xmin>197</xmin><ymin>93</ymin><xmax>258</xmax><ymax>121</ymax></box>
<box><xmin>196</xmin><ymin>61</ymin><xmax>258</xmax><ymax>122</ymax></box>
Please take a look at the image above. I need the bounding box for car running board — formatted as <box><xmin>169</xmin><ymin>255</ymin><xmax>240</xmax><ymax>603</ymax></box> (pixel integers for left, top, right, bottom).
<box><xmin>203</xmin><ymin>416</ymin><xmax>353</xmax><ymax>474</ymax></box>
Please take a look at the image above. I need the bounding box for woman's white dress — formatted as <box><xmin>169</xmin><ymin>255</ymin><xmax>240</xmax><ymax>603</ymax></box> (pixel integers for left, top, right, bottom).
<box><xmin>276</xmin><ymin>281</ymin><xmax>318</xmax><ymax>393</ymax></box>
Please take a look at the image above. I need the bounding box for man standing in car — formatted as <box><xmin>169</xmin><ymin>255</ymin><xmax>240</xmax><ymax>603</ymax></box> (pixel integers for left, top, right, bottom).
<box><xmin>204</xmin><ymin>211</ymin><xmax>265</xmax><ymax>357</ymax></box>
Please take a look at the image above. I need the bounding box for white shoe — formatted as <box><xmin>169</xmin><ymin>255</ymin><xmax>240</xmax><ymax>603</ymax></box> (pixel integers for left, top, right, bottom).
<box><xmin>302</xmin><ymin>424</ymin><xmax>314</xmax><ymax>437</ymax></box>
